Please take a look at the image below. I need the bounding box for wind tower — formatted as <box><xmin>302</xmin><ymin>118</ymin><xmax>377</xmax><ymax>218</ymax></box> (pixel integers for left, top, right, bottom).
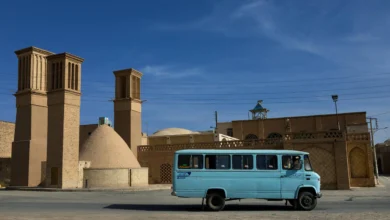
<box><xmin>249</xmin><ymin>100</ymin><xmax>269</xmax><ymax>120</ymax></box>
<box><xmin>11</xmin><ymin>46</ymin><xmax>54</xmax><ymax>187</ymax></box>
<box><xmin>45</xmin><ymin>52</ymin><xmax>84</xmax><ymax>188</ymax></box>
<box><xmin>113</xmin><ymin>68</ymin><xmax>143</xmax><ymax>158</ymax></box>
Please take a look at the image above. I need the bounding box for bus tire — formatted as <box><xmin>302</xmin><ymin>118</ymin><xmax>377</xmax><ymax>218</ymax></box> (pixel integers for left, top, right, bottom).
<box><xmin>297</xmin><ymin>191</ymin><xmax>317</xmax><ymax>211</ymax></box>
<box><xmin>206</xmin><ymin>193</ymin><xmax>226</xmax><ymax>211</ymax></box>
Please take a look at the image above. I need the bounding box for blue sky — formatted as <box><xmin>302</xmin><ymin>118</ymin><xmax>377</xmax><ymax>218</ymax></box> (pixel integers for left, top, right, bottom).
<box><xmin>1</xmin><ymin>0</ymin><xmax>390</xmax><ymax>143</ymax></box>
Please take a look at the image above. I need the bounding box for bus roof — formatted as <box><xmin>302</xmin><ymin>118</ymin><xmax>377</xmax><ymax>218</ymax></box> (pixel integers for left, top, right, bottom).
<box><xmin>174</xmin><ymin>149</ymin><xmax>309</xmax><ymax>155</ymax></box>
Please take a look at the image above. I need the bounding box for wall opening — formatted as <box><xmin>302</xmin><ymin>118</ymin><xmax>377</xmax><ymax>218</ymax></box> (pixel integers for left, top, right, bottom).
<box><xmin>75</xmin><ymin>64</ymin><xmax>79</xmax><ymax>91</ymax></box>
<box><xmin>119</xmin><ymin>76</ymin><xmax>127</xmax><ymax>98</ymax></box>
<box><xmin>50</xmin><ymin>167</ymin><xmax>59</xmax><ymax>185</ymax></box>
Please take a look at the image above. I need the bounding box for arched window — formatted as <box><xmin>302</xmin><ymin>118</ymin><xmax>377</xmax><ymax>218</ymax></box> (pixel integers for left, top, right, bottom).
<box><xmin>266</xmin><ymin>132</ymin><xmax>283</xmax><ymax>144</ymax></box>
<box><xmin>245</xmin><ymin>134</ymin><xmax>258</xmax><ymax>140</ymax></box>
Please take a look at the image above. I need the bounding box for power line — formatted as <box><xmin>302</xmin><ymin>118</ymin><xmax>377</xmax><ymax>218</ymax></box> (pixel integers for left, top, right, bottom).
<box><xmin>0</xmin><ymin>81</ymin><xmax>389</xmax><ymax>96</ymax></box>
<box><xmin>1</xmin><ymin>71</ymin><xmax>389</xmax><ymax>85</ymax></box>
<box><xmin>1</xmin><ymin>77</ymin><xmax>388</xmax><ymax>89</ymax></box>
<box><xmin>368</xmin><ymin>110</ymin><xmax>390</xmax><ymax>117</ymax></box>
<box><xmin>0</xmin><ymin>88</ymin><xmax>389</xmax><ymax>102</ymax></box>
<box><xmin>0</xmin><ymin>91</ymin><xmax>389</xmax><ymax>105</ymax></box>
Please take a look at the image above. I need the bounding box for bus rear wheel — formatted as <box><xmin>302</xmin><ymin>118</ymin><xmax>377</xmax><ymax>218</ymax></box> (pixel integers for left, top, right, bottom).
<box><xmin>206</xmin><ymin>193</ymin><xmax>226</xmax><ymax>211</ymax></box>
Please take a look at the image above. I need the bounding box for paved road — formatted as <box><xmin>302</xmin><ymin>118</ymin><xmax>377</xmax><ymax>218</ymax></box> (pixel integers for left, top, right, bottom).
<box><xmin>1</xmin><ymin>178</ymin><xmax>390</xmax><ymax>220</ymax></box>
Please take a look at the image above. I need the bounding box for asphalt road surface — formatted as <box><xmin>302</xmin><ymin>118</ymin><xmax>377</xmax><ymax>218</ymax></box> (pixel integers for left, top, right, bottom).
<box><xmin>1</xmin><ymin>176</ymin><xmax>390</xmax><ymax>220</ymax></box>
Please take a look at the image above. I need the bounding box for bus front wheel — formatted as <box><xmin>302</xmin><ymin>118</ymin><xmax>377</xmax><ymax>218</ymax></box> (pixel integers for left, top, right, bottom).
<box><xmin>206</xmin><ymin>193</ymin><xmax>226</xmax><ymax>211</ymax></box>
<box><xmin>297</xmin><ymin>191</ymin><xmax>317</xmax><ymax>211</ymax></box>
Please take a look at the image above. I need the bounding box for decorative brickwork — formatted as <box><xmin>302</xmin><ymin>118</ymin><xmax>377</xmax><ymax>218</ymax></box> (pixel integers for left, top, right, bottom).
<box><xmin>160</xmin><ymin>163</ymin><xmax>172</xmax><ymax>184</ymax></box>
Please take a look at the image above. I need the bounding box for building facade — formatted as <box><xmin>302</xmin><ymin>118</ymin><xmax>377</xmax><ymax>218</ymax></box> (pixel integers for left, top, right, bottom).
<box><xmin>138</xmin><ymin>109</ymin><xmax>375</xmax><ymax>190</ymax></box>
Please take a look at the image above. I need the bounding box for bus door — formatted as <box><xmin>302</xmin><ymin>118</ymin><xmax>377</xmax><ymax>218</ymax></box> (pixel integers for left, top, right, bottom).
<box><xmin>280</xmin><ymin>155</ymin><xmax>304</xmax><ymax>199</ymax></box>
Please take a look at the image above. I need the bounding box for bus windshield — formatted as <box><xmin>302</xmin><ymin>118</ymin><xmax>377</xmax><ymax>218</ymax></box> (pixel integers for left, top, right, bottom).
<box><xmin>304</xmin><ymin>155</ymin><xmax>313</xmax><ymax>171</ymax></box>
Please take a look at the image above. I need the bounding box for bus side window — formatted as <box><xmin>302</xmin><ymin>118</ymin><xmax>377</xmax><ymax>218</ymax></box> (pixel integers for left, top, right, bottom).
<box><xmin>178</xmin><ymin>155</ymin><xmax>203</xmax><ymax>169</ymax></box>
<box><xmin>205</xmin><ymin>155</ymin><xmax>230</xmax><ymax>169</ymax></box>
<box><xmin>282</xmin><ymin>155</ymin><xmax>302</xmax><ymax>170</ymax></box>
<box><xmin>232</xmin><ymin>155</ymin><xmax>253</xmax><ymax>169</ymax></box>
<box><xmin>256</xmin><ymin>155</ymin><xmax>278</xmax><ymax>170</ymax></box>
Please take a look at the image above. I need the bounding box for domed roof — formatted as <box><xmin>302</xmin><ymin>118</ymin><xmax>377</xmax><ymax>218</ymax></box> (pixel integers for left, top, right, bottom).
<box><xmin>79</xmin><ymin>124</ymin><xmax>141</xmax><ymax>169</ymax></box>
<box><xmin>151</xmin><ymin>127</ymin><xmax>200</xmax><ymax>136</ymax></box>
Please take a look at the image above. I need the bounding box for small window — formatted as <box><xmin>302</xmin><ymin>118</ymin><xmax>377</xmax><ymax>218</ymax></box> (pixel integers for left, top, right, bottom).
<box><xmin>177</xmin><ymin>155</ymin><xmax>203</xmax><ymax>169</ymax></box>
<box><xmin>256</xmin><ymin>155</ymin><xmax>278</xmax><ymax>170</ymax></box>
<box><xmin>282</xmin><ymin>155</ymin><xmax>302</xmax><ymax>170</ymax></box>
<box><xmin>205</xmin><ymin>155</ymin><xmax>230</xmax><ymax>169</ymax></box>
<box><xmin>227</xmin><ymin>128</ymin><xmax>233</xmax><ymax>137</ymax></box>
<box><xmin>304</xmin><ymin>155</ymin><xmax>313</xmax><ymax>171</ymax></box>
<box><xmin>232</xmin><ymin>155</ymin><xmax>253</xmax><ymax>169</ymax></box>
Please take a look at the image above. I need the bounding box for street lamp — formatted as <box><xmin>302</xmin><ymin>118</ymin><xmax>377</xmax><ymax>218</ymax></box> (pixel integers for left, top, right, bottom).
<box><xmin>332</xmin><ymin>95</ymin><xmax>340</xmax><ymax>130</ymax></box>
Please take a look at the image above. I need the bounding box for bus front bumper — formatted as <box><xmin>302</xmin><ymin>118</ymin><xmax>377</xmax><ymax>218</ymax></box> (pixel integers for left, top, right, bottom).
<box><xmin>316</xmin><ymin>192</ymin><xmax>322</xmax><ymax>198</ymax></box>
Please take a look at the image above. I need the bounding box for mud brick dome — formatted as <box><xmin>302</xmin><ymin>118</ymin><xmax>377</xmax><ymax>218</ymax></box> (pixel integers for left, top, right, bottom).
<box><xmin>80</xmin><ymin>124</ymin><xmax>141</xmax><ymax>168</ymax></box>
<box><xmin>151</xmin><ymin>127</ymin><xmax>199</xmax><ymax>136</ymax></box>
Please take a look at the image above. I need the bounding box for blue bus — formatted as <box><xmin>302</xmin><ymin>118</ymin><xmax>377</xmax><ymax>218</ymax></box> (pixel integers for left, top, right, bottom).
<box><xmin>171</xmin><ymin>149</ymin><xmax>322</xmax><ymax>211</ymax></box>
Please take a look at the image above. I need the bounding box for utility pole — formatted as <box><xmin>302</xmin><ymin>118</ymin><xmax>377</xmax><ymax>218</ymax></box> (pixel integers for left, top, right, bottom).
<box><xmin>210</xmin><ymin>111</ymin><xmax>218</xmax><ymax>133</ymax></box>
<box><xmin>215</xmin><ymin>111</ymin><xmax>218</xmax><ymax>131</ymax></box>
<box><xmin>368</xmin><ymin>117</ymin><xmax>379</xmax><ymax>184</ymax></box>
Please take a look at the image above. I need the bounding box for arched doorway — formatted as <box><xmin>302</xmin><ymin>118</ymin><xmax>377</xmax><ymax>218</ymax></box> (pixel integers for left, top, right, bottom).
<box><xmin>349</xmin><ymin>147</ymin><xmax>368</xmax><ymax>178</ymax></box>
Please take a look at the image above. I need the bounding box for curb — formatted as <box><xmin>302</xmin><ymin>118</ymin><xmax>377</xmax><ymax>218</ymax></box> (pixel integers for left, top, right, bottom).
<box><xmin>4</xmin><ymin>185</ymin><xmax>171</xmax><ymax>192</ymax></box>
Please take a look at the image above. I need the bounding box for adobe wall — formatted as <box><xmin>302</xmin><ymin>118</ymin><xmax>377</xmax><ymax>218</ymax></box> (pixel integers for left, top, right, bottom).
<box><xmin>222</xmin><ymin>112</ymin><xmax>367</xmax><ymax>139</ymax></box>
<box><xmin>148</xmin><ymin>133</ymin><xmax>215</xmax><ymax>146</ymax></box>
<box><xmin>130</xmin><ymin>168</ymin><xmax>149</xmax><ymax>186</ymax></box>
<box><xmin>0</xmin><ymin>121</ymin><xmax>15</xmax><ymax>158</ymax></box>
<box><xmin>84</xmin><ymin>168</ymin><xmax>130</xmax><ymax>188</ymax></box>
<box><xmin>82</xmin><ymin>168</ymin><xmax>148</xmax><ymax>188</ymax></box>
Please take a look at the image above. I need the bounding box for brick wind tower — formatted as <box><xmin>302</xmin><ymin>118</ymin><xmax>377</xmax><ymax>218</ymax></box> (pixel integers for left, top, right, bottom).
<box><xmin>44</xmin><ymin>53</ymin><xmax>84</xmax><ymax>188</ymax></box>
<box><xmin>11</xmin><ymin>47</ymin><xmax>54</xmax><ymax>187</ymax></box>
<box><xmin>113</xmin><ymin>68</ymin><xmax>143</xmax><ymax>158</ymax></box>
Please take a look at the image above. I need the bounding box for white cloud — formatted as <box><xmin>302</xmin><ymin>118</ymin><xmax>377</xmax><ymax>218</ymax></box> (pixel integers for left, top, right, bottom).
<box><xmin>151</xmin><ymin>0</ymin><xmax>390</xmax><ymax>73</ymax></box>
<box><xmin>140</xmin><ymin>65</ymin><xmax>204</xmax><ymax>79</ymax></box>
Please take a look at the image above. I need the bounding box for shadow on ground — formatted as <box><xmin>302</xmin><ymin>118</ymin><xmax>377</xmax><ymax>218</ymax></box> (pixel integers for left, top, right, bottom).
<box><xmin>104</xmin><ymin>204</ymin><xmax>315</xmax><ymax>212</ymax></box>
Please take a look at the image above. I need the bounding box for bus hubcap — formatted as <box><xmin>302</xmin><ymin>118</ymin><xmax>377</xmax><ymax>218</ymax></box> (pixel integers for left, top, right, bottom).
<box><xmin>302</xmin><ymin>196</ymin><xmax>313</xmax><ymax>207</ymax></box>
